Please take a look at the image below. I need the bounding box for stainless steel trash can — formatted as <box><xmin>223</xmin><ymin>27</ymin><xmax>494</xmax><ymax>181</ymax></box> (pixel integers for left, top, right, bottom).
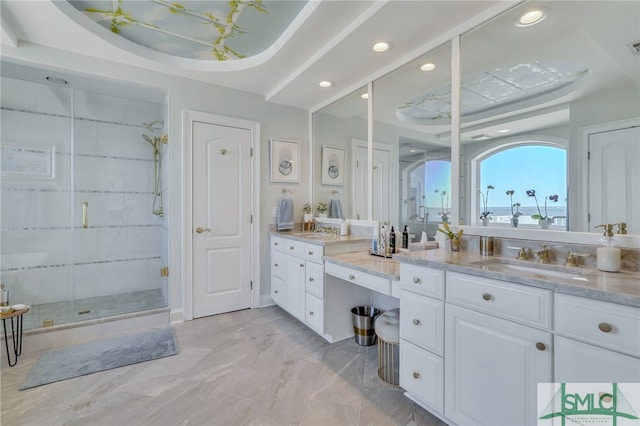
<box><xmin>375</xmin><ymin>308</ymin><xmax>400</xmax><ymax>386</ymax></box>
<box><xmin>351</xmin><ymin>306</ymin><xmax>380</xmax><ymax>346</ymax></box>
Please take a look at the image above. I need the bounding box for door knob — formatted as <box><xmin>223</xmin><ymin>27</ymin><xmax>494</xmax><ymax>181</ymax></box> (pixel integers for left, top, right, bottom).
<box><xmin>195</xmin><ymin>227</ymin><xmax>211</xmax><ymax>234</ymax></box>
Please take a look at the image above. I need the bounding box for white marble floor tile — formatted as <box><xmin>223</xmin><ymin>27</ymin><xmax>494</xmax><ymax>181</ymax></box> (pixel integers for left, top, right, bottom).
<box><xmin>1</xmin><ymin>305</ymin><xmax>446</xmax><ymax>426</ymax></box>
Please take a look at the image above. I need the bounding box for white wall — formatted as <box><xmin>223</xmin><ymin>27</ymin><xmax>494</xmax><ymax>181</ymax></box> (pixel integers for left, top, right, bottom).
<box><xmin>1</xmin><ymin>42</ymin><xmax>309</xmax><ymax>319</ymax></box>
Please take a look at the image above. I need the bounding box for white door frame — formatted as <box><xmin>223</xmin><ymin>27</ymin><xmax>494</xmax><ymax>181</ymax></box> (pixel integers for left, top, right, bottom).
<box><xmin>182</xmin><ymin>110</ymin><xmax>260</xmax><ymax>321</ymax></box>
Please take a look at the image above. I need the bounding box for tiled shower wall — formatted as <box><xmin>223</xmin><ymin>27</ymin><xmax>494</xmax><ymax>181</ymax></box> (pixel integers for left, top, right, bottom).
<box><xmin>1</xmin><ymin>75</ymin><xmax>168</xmax><ymax>311</ymax></box>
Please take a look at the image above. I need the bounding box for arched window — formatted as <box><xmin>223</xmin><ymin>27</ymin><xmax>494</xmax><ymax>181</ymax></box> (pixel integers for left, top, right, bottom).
<box><xmin>478</xmin><ymin>144</ymin><xmax>567</xmax><ymax>227</ymax></box>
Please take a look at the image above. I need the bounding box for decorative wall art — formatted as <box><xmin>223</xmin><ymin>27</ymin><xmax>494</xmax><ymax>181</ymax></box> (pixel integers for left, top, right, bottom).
<box><xmin>321</xmin><ymin>145</ymin><xmax>345</xmax><ymax>185</ymax></box>
<box><xmin>270</xmin><ymin>138</ymin><xmax>300</xmax><ymax>183</ymax></box>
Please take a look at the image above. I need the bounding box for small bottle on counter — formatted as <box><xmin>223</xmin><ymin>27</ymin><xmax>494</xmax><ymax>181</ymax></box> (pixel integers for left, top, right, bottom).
<box><xmin>402</xmin><ymin>225</ymin><xmax>409</xmax><ymax>249</ymax></box>
<box><xmin>340</xmin><ymin>219</ymin><xmax>349</xmax><ymax>236</ymax></box>
<box><xmin>0</xmin><ymin>283</ymin><xmax>8</xmax><ymax>307</ymax></box>
<box><xmin>595</xmin><ymin>224</ymin><xmax>621</xmax><ymax>272</ymax></box>
<box><xmin>389</xmin><ymin>226</ymin><xmax>396</xmax><ymax>253</ymax></box>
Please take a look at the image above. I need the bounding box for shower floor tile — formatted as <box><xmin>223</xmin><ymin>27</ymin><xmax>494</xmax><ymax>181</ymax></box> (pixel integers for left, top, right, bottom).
<box><xmin>21</xmin><ymin>289</ymin><xmax>166</xmax><ymax>331</ymax></box>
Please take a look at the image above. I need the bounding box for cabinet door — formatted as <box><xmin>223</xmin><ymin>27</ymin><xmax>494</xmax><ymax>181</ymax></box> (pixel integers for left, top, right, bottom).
<box><xmin>555</xmin><ymin>336</ymin><xmax>640</xmax><ymax>383</ymax></box>
<box><xmin>445</xmin><ymin>304</ymin><xmax>552</xmax><ymax>426</ymax></box>
<box><xmin>271</xmin><ymin>275</ymin><xmax>284</xmax><ymax>306</ymax></box>
<box><xmin>305</xmin><ymin>293</ymin><xmax>324</xmax><ymax>334</ymax></box>
<box><xmin>284</xmin><ymin>255</ymin><xmax>306</xmax><ymax>321</ymax></box>
<box><xmin>400</xmin><ymin>289</ymin><xmax>444</xmax><ymax>356</ymax></box>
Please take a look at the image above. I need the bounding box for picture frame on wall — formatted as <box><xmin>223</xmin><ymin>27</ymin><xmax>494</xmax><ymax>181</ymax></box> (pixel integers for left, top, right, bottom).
<box><xmin>270</xmin><ymin>138</ymin><xmax>300</xmax><ymax>183</ymax></box>
<box><xmin>321</xmin><ymin>145</ymin><xmax>345</xmax><ymax>186</ymax></box>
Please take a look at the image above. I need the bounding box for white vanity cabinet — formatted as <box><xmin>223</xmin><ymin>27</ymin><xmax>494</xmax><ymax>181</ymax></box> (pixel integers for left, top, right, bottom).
<box><xmin>270</xmin><ymin>235</ymin><xmax>325</xmax><ymax>331</ymax></box>
<box><xmin>444</xmin><ymin>272</ymin><xmax>552</xmax><ymax>426</ymax></box>
<box><xmin>399</xmin><ymin>264</ymin><xmax>445</xmax><ymax>414</ymax></box>
<box><xmin>554</xmin><ymin>293</ymin><xmax>640</xmax><ymax>383</ymax></box>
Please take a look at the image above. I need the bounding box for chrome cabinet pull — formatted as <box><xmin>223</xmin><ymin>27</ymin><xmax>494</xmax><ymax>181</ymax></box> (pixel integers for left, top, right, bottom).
<box><xmin>274</xmin><ymin>263</ymin><xmax>278</xmax><ymax>267</ymax></box>
<box><xmin>536</xmin><ymin>342</ymin><xmax>546</xmax><ymax>351</ymax></box>
<box><xmin>412</xmin><ymin>277</ymin><xmax>421</xmax><ymax>284</ymax></box>
<box><xmin>82</xmin><ymin>201</ymin><xmax>88</xmax><ymax>229</ymax></box>
<box><xmin>308</xmin><ymin>251</ymin><xmax>314</xmax><ymax>256</ymax></box>
<box><xmin>349</xmin><ymin>274</ymin><xmax>356</xmax><ymax>280</ymax></box>
<box><xmin>274</xmin><ymin>290</ymin><xmax>279</xmax><ymax>294</ymax></box>
<box><xmin>309</xmin><ymin>311</ymin><xmax>314</xmax><ymax>316</ymax></box>
<box><xmin>290</xmin><ymin>246</ymin><xmax>295</xmax><ymax>250</ymax></box>
<box><xmin>413</xmin><ymin>372</ymin><xmax>420</xmax><ymax>379</ymax></box>
<box><xmin>598</xmin><ymin>322</ymin><xmax>613</xmax><ymax>333</ymax></box>
<box><xmin>299</xmin><ymin>264</ymin><xmax>304</xmax><ymax>268</ymax></box>
<box><xmin>482</xmin><ymin>293</ymin><xmax>492</xmax><ymax>301</ymax></box>
<box><xmin>413</xmin><ymin>319</ymin><xmax>421</xmax><ymax>326</ymax></box>
<box><xmin>309</xmin><ymin>277</ymin><xmax>314</xmax><ymax>282</ymax></box>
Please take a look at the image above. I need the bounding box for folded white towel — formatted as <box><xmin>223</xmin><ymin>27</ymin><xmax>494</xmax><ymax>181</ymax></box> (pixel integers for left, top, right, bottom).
<box><xmin>329</xmin><ymin>199</ymin><xmax>343</xmax><ymax>219</ymax></box>
<box><xmin>276</xmin><ymin>198</ymin><xmax>294</xmax><ymax>230</ymax></box>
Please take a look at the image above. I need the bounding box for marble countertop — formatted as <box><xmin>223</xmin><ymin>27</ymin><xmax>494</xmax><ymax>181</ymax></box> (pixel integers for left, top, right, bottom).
<box><xmin>396</xmin><ymin>249</ymin><xmax>640</xmax><ymax>308</ymax></box>
<box><xmin>324</xmin><ymin>251</ymin><xmax>400</xmax><ymax>280</ymax></box>
<box><xmin>270</xmin><ymin>231</ymin><xmax>370</xmax><ymax>246</ymax></box>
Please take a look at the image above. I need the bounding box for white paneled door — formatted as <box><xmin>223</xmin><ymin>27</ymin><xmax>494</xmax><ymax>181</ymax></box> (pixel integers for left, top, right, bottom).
<box><xmin>192</xmin><ymin>121</ymin><xmax>252</xmax><ymax>318</ymax></box>
<box><xmin>589</xmin><ymin>125</ymin><xmax>639</xmax><ymax>234</ymax></box>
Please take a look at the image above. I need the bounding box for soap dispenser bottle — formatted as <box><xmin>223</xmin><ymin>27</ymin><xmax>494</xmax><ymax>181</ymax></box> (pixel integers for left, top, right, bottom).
<box><xmin>402</xmin><ymin>225</ymin><xmax>409</xmax><ymax>249</ymax></box>
<box><xmin>0</xmin><ymin>283</ymin><xmax>8</xmax><ymax>307</ymax></box>
<box><xmin>595</xmin><ymin>224</ymin><xmax>621</xmax><ymax>272</ymax></box>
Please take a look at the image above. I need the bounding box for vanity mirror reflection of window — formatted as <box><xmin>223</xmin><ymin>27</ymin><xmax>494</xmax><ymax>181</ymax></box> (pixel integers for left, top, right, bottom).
<box><xmin>475</xmin><ymin>143</ymin><xmax>567</xmax><ymax>228</ymax></box>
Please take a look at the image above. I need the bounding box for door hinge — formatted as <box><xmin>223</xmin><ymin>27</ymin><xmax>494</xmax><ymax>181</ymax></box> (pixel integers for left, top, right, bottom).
<box><xmin>250</xmin><ymin>148</ymin><xmax>253</xmax><ymax>157</ymax></box>
<box><xmin>588</xmin><ymin>151</ymin><xmax>591</xmax><ymax>160</ymax></box>
<box><xmin>160</xmin><ymin>267</ymin><xmax>169</xmax><ymax>277</ymax></box>
<box><xmin>250</xmin><ymin>214</ymin><xmax>253</xmax><ymax>223</ymax></box>
<box><xmin>250</xmin><ymin>281</ymin><xmax>253</xmax><ymax>290</ymax></box>
<box><xmin>588</xmin><ymin>213</ymin><xmax>591</xmax><ymax>222</ymax></box>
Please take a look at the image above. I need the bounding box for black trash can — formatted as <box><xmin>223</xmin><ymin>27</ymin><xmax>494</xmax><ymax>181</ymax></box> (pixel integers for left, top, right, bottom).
<box><xmin>351</xmin><ymin>306</ymin><xmax>380</xmax><ymax>346</ymax></box>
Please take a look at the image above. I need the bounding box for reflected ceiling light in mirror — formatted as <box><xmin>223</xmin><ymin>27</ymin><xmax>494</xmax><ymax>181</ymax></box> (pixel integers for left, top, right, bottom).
<box><xmin>361</xmin><ymin>93</ymin><xmax>369</xmax><ymax>99</ymax></box>
<box><xmin>372</xmin><ymin>42</ymin><xmax>390</xmax><ymax>52</ymax></box>
<box><xmin>515</xmin><ymin>6</ymin><xmax>550</xmax><ymax>27</ymax></box>
<box><xmin>420</xmin><ymin>63</ymin><xmax>436</xmax><ymax>72</ymax></box>
<box><xmin>497</xmin><ymin>129</ymin><xmax>511</xmax><ymax>133</ymax></box>
<box><xmin>318</xmin><ymin>81</ymin><xmax>332</xmax><ymax>88</ymax></box>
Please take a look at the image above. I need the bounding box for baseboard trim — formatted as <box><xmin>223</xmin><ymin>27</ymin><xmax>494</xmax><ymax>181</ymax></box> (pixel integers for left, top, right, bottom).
<box><xmin>259</xmin><ymin>294</ymin><xmax>275</xmax><ymax>308</ymax></box>
<box><xmin>170</xmin><ymin>308</ymin><xmax>183</xmax><ymax>324</ymax></box>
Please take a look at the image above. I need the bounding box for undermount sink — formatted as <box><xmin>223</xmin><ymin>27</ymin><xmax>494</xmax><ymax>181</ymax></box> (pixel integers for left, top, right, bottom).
<box><xmin>470</xmin><ymin>258</ymin><xmax>592</xmax><ymax>281</ymax></box>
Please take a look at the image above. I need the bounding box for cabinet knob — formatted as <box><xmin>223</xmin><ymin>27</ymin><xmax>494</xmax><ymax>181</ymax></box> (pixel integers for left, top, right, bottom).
<box><xmin>274</xmin><ymin>263</ymin><xmax>278</xmax><ymax>267</ymax></box>
<box><xmin>309</xmin><ymin>311</ymin><xmax>314</xmax><ymax>316</ymax></box>
<box><xmin>290</xmin><ymin>246</ymin><xmax>295</xmax><ymax>250</ymax></box>
<box><xmin>300</xmin><ymin>264</ymin><xmax>304</xmax><ymax>268</ymax></box>
<box><xmin>274</xmin><ymin>242</ymin><xmax>279</xmax><ymax>246</ymax></box>
<box><xmin>349</xmin><ymin>274</ymin><xmax>356</xmax><ymax>280</ymax></box>
<box><xmin>412</xmin><ymin>372</ymin><xmax>421</xmax><ymax>379</ymax></box>
<box><xmin>309</xmin><ymin>277</ymin><xmax>314</xmax><ymax>282</ymax></box>
<box><xmin>482</xmin><ymin>293</ymin><xmax>492</xmax><ymax>301</ymax></box>
<box><xmin>536</xmin><ymin>342</ymin><xmax>546</xmax><ymax>351</ymax></box>
<box><xmin>308</xmin><ymin>251</ymin><xmax>314</xmax><ymax>256</ymax></box>
<box><xmin>598</xmin><ymin>322</ymin><xmax>613</xmax><ymax>333</ymax></box>
<box><xmin>412</xmin><ymin>277</ymin><xmax>421</xmax><ymax>284</ymax></box>
<box><xmin>274</xmin><ymin>290</ymin><xmax>279</xmax><ymax>294</ymax></box>
<box><xmin>413</xmin><ymin>319</ymin><xmax>421</xmax><ymax>326</ymax></box>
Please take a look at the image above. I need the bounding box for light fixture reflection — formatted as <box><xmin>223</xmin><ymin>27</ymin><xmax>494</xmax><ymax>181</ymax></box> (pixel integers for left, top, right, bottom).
<box><xmin>420</xmin><ymin>63</ymin><xmax>436</xmax><ymax>72</ymax></box>
<box><xmin>360</xmin><ymin>93</ymin><xmax>369</xmax><ymax>99</ymax></box>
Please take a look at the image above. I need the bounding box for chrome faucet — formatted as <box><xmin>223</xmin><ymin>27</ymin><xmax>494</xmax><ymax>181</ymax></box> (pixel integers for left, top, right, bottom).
<box><xmin>534</xmin><ymin>244</ymin><xmax>551</xmax><ymax>264</ymax></box>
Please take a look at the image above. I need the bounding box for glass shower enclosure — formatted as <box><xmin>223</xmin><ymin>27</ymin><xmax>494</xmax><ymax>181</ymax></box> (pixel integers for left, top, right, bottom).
<box><xmin>0</xmin><ymin>62</ymin><xmax>168</xmax><ymax>331</ymax></box>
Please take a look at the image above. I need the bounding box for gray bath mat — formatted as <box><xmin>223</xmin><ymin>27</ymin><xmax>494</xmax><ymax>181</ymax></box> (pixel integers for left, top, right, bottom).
<box><xmin>20</xmin><ymin>327</ymin><xmax>178</xmax><ymax>390</ymax></box>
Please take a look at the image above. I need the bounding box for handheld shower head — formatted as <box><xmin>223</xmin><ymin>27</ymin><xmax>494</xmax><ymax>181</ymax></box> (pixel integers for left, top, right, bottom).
<box><xmin>142</xmin><ymin>134</ymin><xmax>153</xmax><ymax>143</ymax></box>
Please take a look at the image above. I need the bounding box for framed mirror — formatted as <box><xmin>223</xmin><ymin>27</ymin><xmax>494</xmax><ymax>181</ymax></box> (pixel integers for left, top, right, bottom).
<box><xmin>459</xmin><ymin>1</ymin><xmax>640</xmax><ymax>234</ymax></box>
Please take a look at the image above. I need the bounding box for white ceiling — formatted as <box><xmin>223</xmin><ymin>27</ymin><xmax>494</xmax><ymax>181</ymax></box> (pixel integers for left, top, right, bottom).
<box><xmin>0</xmin><ymin>0</ymin><xmax>512</xmax><ymax>110</ymax></box>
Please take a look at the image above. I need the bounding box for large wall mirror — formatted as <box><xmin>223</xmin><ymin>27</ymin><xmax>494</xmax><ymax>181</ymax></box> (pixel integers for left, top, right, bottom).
<box><xmin>459</xmin><ymin>1</ymin><xmax>639</xmax><ymax>234</ymax></box>
<box><xmin>312</xmin><ymin>1</ymin><xmax>639</xmax><ymax>242</ymax></box>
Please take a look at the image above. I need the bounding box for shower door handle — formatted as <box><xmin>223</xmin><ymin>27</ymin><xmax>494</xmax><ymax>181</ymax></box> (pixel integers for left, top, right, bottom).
<box><xmin>82</xmin><ymin>202</ymin><xmax>88</xmax><ymax>229</ymax></box>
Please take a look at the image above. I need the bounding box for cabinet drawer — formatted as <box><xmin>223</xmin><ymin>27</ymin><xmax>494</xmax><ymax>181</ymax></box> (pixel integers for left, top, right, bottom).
<box><xmin>271</xmin><ymin>251</ymin><xmax>284</xmax><ymax>279</ymax></box>
<box><xmin>305</xmin><ymin>243</ymin><xmax>324</xmax><ymax>263</ymax></box>
<box><xmin>283</xmin><ymin>239</ymin><xmax>305</xmax><ymax>258</ymax></box>
<box><xmin>271</xmin><ymin>236</ymin><xmax>284</xmax><ymax>252</ymax></box>
<box><xmin>325</xmin><ymin>262</ymin><xmax>391</xmax><ymax>295</ymax></box>
<box><xmin>272</xmin><ymin>276</ymin><xmax>284</xmax><ymax>306</ymax></box>
<box><xmin>305</xmin><ymin>261</ymin><xmax>324</xmax><ymax>298</ymax></box>
<box><xmin>446</xmin><ymin>272</ymin><xmax>551</xmax><ymax>329</ymax></box>
<box><xmin>400</xmin><ymin>264</ymin><xmax>444</xmax><ymax>299</ymax></box>
<box><xmin>555</xmin><ymin>293</ymin><xmax>640</xmax><ymax>357</ymax></box>
<box><xmin>400</xmin><ymin>340</ymin><xmax>444</xmax><ymax>414</ymax></box>
<box><xmin>400</xmin><ymin>290</ymin><xmax>444</xmax><ymax>356</ymax></box>
<box><xmin>305</xmin><ymin>293</ymin><xmax>324</xmax><ymax>334</ymax></box>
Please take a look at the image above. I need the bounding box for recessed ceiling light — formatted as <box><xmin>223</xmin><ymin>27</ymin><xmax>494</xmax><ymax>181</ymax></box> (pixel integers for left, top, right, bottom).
<box><xmin>360</xmin><ymin>93</ymin><xmax>369</xmax><ymax>99</ymax></box>
<box><xmin>372</xmin><ymin>42</ymin><xmax>390</xmax><ymax>52</ymax></box>
<box><xmin>409</xmin><ymin>149</ymin><xmax>417</xmax><ymax>153</ymax></box>
<box><xmin>318</xmin><ymin>81</ymin><xmax>332</xmax><ymax>88</ymax></box>
<box><xmin>497</xmin><ymin>129</ymin><xmax>511</xmax><ymax>133</ymax></box>
<box><xmin>515</xmin><ymin>6</ymin><xmax>549</xmax><ymax>27</ymax></box>
<box><xmin>46</xmin><ymin>76</ymin><xmax>68</xmax><ymax>85</ymax></box>
<box><xmin>420</xmin><ymin>63</ymin><xmax>436</xmax><ymax>72</ymax></box>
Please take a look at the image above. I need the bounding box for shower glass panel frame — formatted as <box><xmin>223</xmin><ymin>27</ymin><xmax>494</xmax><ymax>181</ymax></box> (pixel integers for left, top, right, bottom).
<box><xmin>0</xmin><ymin>64</ymin><xmax>168</xmax><ymax>331</ymax></box>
